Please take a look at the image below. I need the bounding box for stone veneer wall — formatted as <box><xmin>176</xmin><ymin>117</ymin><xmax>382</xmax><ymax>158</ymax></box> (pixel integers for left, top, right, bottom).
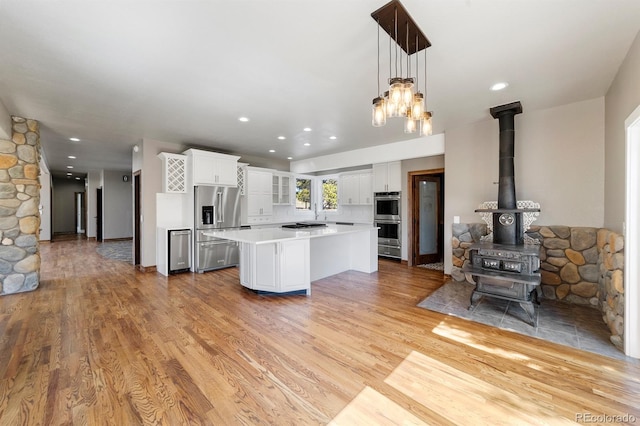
<box><xmin>451</xmin><ymin>223</ymin><xmax>625</xmax><ymax>350</ymax></box>
<box><xmin>0</xmin><ymin>116</ymin><xmax>41</xmax><ymax>295</ymax></box>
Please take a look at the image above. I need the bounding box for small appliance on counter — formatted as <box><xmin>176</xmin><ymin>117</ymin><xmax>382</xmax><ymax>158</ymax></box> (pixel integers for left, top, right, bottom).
<box><xmin>194</xmin><ymin>185</ymin><xmax>242</xmax><ymax>273</ymax></box>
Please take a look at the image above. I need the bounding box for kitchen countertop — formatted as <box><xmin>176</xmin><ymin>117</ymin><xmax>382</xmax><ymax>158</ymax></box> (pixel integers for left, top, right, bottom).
<box><xmin>204</xmin><ymin>223</ymin><xmax>377</xmax><ymax>245</ymax></box>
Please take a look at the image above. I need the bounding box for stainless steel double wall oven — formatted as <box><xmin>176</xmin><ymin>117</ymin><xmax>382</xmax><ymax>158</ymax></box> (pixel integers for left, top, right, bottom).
<box><xmin>374</xmin><ymin>192</ymin><xmax>401</xmax><ymax>259</ymax></box>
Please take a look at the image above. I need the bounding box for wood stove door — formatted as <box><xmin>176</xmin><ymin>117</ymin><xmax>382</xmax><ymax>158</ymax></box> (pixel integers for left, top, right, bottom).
<box><xmin>412</xmin><ymin>174</ymin><xmax>443</xmax><ymax>265</ymax></box>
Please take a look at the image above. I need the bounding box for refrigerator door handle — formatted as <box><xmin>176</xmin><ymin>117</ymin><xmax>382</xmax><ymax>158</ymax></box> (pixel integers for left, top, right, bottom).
<box><xmin>217</xmin><ymin>192</ymin><xmax>223</xmax><ymax>224</ymax></box>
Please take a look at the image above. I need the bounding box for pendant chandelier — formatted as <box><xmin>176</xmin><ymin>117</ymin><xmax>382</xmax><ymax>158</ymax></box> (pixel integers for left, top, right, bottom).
<box><xmin>371</xmin><ymin>0</ymin><xmax>433</xmax><ymax>136</ymax></box>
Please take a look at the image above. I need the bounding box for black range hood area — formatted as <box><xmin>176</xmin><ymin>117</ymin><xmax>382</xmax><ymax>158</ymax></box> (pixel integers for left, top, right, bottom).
<box><xmin>281</xmin><ymin>222</ymin><xmax>328</xmax><ymax>229</ymax></box>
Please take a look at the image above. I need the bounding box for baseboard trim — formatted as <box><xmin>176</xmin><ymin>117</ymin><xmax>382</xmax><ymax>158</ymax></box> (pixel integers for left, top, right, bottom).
<box><xmin>103</xmin><ymin>237</ymin><xmax>133</xmax><ymax>242</ymax></box>
<box><xmin>136</xmin><ymin>265</ymin><xmax>157</xmax><ymax>273</ymax></box>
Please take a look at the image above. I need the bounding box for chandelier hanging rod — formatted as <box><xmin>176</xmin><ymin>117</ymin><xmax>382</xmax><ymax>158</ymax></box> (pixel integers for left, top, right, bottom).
<box><xmin>371</xmin><ymin>0</ymin><xmax>431</xmax><ymax>55</ymax></box>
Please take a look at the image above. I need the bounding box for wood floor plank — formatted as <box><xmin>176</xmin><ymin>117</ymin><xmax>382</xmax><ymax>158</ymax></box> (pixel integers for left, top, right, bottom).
<box><xmin>0</xmin><ymin>238</ymin><xmax>638</xmax><ymax>424</ymax></box>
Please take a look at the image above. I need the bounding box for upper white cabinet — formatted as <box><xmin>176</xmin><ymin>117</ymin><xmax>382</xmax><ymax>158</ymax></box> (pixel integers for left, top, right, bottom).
<box><xmin>339</xmin><ymin>172</ymin><xmax>372</xmax><ymax>205</ymax></box>
<box><xmin>372</xmin><ymin>161</ymin><xmax>401</xmax><ymax>192</ymax></box>
<box><xmin>246</xmin><ymin>167</ymin><xmax>273</xmax><ymax>223</ymax></box>
<box><xmin>359</xmin><ymin>173</ymin><xmax>373</xmax><ymax>204</ymax></box>
<box><xmin>158</xmin><ymin>152</ymin><xmax>187</xmax><ymax>193</ymax></box>
<box><xmin>183</xmin><ymin>148</ymin><xmax>240</xmax><ymax>187</ymax></box>
<box><xmin>272</xmin><ymin>172</ymin><xmax>292</xmax><ymax>205</ymax></box>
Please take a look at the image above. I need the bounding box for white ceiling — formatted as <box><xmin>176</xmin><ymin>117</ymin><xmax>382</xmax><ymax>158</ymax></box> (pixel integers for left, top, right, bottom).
<box><xmin>1</xmin><ymin>0</ymin><xmax>639</xmax><ymax>177</ymax></box>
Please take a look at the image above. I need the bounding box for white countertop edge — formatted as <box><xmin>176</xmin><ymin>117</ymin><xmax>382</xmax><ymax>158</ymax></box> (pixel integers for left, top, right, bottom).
<box><xmin>203</xmin><ymin>224</ymin><xmax>377</xmax><ymax>245</ymax></box>
<box><xmin>158</xmin><ymin>225</ymin><xmax>192</xmax><ymax>232</ymax></box>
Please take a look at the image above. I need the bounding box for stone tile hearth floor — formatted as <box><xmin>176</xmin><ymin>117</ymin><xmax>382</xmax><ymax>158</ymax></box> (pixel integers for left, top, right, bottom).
<box><xmin>96</xmin><ymin>241</ymin><xmax>133</xmax><ymax>263</ymax></box>
<box><xmin>418</xmin><ymin>280</ymin><xmax>628</xmax><ymax>361</ymax></box>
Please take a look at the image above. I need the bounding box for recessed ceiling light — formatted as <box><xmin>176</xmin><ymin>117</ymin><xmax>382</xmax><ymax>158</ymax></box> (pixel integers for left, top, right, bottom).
<box><xmin>269</xmin><ymin>149</ymin><xmax>276</xmax><ymax>153</ymax></box>
<box><xmin>304</xmin><ymin>143</ymin><xmax>311</xmax><ymax>146</ymax></box>
<box><xmin>68</xmin><ymin>155</ymin><xmax>76</xmax><ymax>159</ymax></box>
<box><xmin>66</xmin><ymin>172</ymin><xmax>72</xmax><ymax>176</ymax></box>
<box><xmin>66</xmin><ymin>165</ymin><xmax>73</xmax><ymax>169</ymax></box>
<box><xmin>75</xmin><ymin>177</ymin><xmax>81</xmax><ymax>180</ymax></box>
<box><xmin>329</xmin><ymin>136</ymin><xmax>337</xmax><ymax>140</ymax></box>
<box><xmin>287</xmin><ymin>157</ymin><xmax>293</xmax><ymax>160</ymax></box>
<box><xmin>238</xmin><ymin>117</ymin><xmax>249</xmax><ymax>122</ymax></box>
<box><xmin>303</xmin><ymin>127</ymin><xmax>312</xmax><ymax>132</ymax></box>
<box><xmin>490</xmin><ymin>82</ymin><xmax>509</xmax><ymax>91</ymax></box>
<box><xmin>69</xmin><ymin>137</ymin><xmax>80</xmax><ymax>142</ymax></box>
<box><xmin>277</xmin><ymin>136</ymin><xmax>286</xmax><ymax>140</ymax></box>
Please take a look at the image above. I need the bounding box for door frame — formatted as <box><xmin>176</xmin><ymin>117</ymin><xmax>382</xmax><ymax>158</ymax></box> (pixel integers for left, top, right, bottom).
<box><xmin>96</xmin><ymin>187</ymin><xmax>103</xmax><ymax>242</ymax></box>
<box><xmin>407</xmin><ymin>168</ymin><xmax>444</xmax><ymax>267</ymax></box>
<box><xmin>625</xmin><ymin>104</ymin><xmax>640</xmax><ymax>358</ymax></box>
<box><xmin>134</xmin><ymin>171</ymin><xmax>141</xmax><ymax>266</ymax></box>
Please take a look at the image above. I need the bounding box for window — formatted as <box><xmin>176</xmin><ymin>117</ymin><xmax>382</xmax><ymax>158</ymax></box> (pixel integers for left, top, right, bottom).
<box><xmin>321</xmin><ymin>178</ymin><xmax>338</xmax><ymax>211</ymax></box>
<box><xmin>295</xmin><ymin>177</ymin><xmax>312</xmax><ymax>210</ymax></box>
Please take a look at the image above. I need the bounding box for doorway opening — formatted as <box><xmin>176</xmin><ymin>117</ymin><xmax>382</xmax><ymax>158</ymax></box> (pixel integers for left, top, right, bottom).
<box><xmin>74</xmin><ymin>191</ymin><xmax>86</xmax><ymax>235</ymax></box>
<box><xmin>134</xmin><ymin>171</ymin><xmax>141</xmax><ymax>266</ymax></box>
<box><xmin>408</xmin><ymin>169</ymin><xmax>444</xmax><ymax>268</ymax></box>
<box><xmin>624</xmin><ymin>104</ymin><xmax>640</xmax><ymax>358</ymax></box>
<box><xmin>96</xmin><ymin>187</ymin><xmax>103</xmax><ymax>242</ymax></box>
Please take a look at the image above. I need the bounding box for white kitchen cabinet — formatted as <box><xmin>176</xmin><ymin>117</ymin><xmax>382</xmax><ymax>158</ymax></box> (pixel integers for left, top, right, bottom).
<box><xmin>272</xmin><ymin>172</ymin><xmax>292</xmax><ymax>205</ymax></box>
<box><xmin>372</xmin><ymin>161</ymin><xmax>401</xmax><ymax>192</ymax></box>
<box><xmin>246</xmin><ymin>168</ymin><xmax>273</xmax><ymax>223</ymax></box>
<box><xmin>340</xmin><ymin>172</ymin><xmax>372</xmax><ymax>205</ymax></box>
<box><xmin>157</xmin><ymin>152</ymin><xmax>187</xmax><ymax>194</ymax></box>
<box><xmin>184</xmin><ymin>148</ymin><xmax>240</xmax><ymax>187</ymax></box>
<box><xmin>358</xmin><ymin>173</ymin><xmax>373</xmax><ymax>204</ymax></box>
<box><xmin>239</xmin><ymin>239</ymin><xmax>310</xmax><ymax>293</ymax></box>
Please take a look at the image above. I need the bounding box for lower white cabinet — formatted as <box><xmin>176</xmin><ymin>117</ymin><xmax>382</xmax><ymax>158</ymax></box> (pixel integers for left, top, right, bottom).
<box><xmin>239</xmin><ymin>239</ymin><xmax>310</xmax><ymax>294</ymax></box>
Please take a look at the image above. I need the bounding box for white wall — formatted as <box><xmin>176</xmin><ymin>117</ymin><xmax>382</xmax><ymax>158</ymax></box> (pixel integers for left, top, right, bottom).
<box><xmin>136</xmin><ymin>138</ymin><xmax>187</xmax><ymax>267</ymax></box>
<box><xmin>0</xmin><ymin>100</ymin><xmax>11</xmax><ymax>140</ymax></box>
<box><xmin>103</xmin><ymin>170</ymin><xmax>133</xmax><ymax>240</ymax></box>
<box><xmin>51</xmin><ymin>177</ymin><xmax>86</xmax><ymax>234</ymax></box>
<box><xmin>290</xmin><ymin>134</ymin><xmax>445</xmax><ymax>173</ymax></box>
<box><xmin>38</xmin><ymin>159</ymin><xmax>51</xmax><ymax>241</ymax></box>
<box><xmin>401</xmin><ymin>156</ymin><xmax>445</xmax><ymax>261</ymax></box>
<box><xmin>443</xmin><ymin>97</ymin><xmax>605</xmax><ymax>274</ymax></box>
<box><xmin>605</xmin><ymin>29</ymin><xmax>640</xmax><ymax>233</ymax></box>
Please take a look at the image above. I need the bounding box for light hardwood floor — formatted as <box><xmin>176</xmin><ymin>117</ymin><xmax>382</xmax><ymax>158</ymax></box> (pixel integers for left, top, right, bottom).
<box><xmin>1</xmin><ymin>238</ymin><xmax>639</xmax><ymax>425</ymax></box>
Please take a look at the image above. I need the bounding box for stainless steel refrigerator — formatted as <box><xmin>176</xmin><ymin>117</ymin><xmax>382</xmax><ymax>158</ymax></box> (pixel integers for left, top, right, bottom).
<box><xmin>194</xmin><ymin>185</ymin><xmax>242</xmax><ymax>273</ymax></box>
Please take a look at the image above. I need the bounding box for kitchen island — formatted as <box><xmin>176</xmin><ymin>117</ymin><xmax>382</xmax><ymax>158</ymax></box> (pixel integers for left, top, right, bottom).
<box><xmin>204</xmin><ymin>224</ymin><xmax>378</xmax><ymax>295</ymax></box>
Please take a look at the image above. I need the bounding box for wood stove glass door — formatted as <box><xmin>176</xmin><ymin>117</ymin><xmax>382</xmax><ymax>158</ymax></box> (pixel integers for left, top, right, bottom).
<box><xmin>413</xmin><ymin>175</ymin><xmax>443</xmax><ymax>265</ymax></box>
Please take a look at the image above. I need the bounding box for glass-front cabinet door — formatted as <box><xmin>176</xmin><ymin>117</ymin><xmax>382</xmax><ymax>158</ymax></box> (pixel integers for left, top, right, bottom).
<box><xmin>272</xmin><ymin>173</ymin><xmax>292</xmax><ymax>205</ymax></box>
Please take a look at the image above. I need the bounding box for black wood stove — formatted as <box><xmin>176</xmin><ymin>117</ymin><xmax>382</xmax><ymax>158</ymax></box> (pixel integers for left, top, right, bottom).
<box><xmin>463</xmin><ymin>101</ymin><xmax>542</xmax><ymax>326</ymax></box>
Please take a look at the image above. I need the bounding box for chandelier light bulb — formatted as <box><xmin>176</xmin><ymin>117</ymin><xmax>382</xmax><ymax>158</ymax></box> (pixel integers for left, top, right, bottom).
<box><xmin>372</xmin><ymin>97</ymin><xmax>387</xmax><ymax>127</ymax></box>
<box><xmin>384</xmin><ymin>91</ymin><xmax>396</xmax><ymax>117</ymax></box>
<box><xmin>388</xmin><ymin>78</ymin><xmax>404</xmax><ymax>117</ymax></box>
<box><xmin>402</xmin><ymin>78</ymin><xmax>414</xmax><ymax>106</ymax></box>
<box><xmin>421</xmin><ymin>111</ymin><xmax>433</xmax><ymax>136</ymax></box>
<box><xmin>404</xmin><ymin>116</ymin><xmax>417</xmax><ymax>133</ymax></box>
<box><xmin>411</xmin><ymin>92</ymin><xmax>424</xmax><ymax>119</ymax></box>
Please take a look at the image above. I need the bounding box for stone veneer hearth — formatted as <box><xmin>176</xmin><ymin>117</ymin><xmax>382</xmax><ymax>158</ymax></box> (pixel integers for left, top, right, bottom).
<box><xmin>451</xmin><ymin>223</ymin><xmax>625</xmax><ymax>351</ymax></box>
<box><xmin>0</xmin><ymin>116</ymin><xmax>41</xmax><ymax>295</ymax></box>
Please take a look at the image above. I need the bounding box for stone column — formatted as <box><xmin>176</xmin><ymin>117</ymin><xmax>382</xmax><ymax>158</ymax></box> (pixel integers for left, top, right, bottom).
<box><xmin>0</xmin><ymin>116</ymin><xmax>41</xmax><ymax>295</ymax></box>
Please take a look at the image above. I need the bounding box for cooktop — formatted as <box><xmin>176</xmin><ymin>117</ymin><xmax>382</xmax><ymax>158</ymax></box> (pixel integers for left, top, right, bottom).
<box><xmin>281</xmin><ymin>222</ymin><xmax>328</xmax><ymax>229</ymax></box>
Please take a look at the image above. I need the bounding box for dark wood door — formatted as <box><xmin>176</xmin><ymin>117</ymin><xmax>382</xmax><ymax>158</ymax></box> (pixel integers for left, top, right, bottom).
<box><xmin>134</xmin><ymin>172</ymin><xmax>141</xmax><ymax>265</ymax></box>
<box><xmin>96</xmin><ymin>188</ymin><xmax>103</xmax><ymax>242</ymax></box>
<box><xmin>412</xmin><ymin>174</ymin><xmax>443</xmax><ymax>265</ymax></box>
